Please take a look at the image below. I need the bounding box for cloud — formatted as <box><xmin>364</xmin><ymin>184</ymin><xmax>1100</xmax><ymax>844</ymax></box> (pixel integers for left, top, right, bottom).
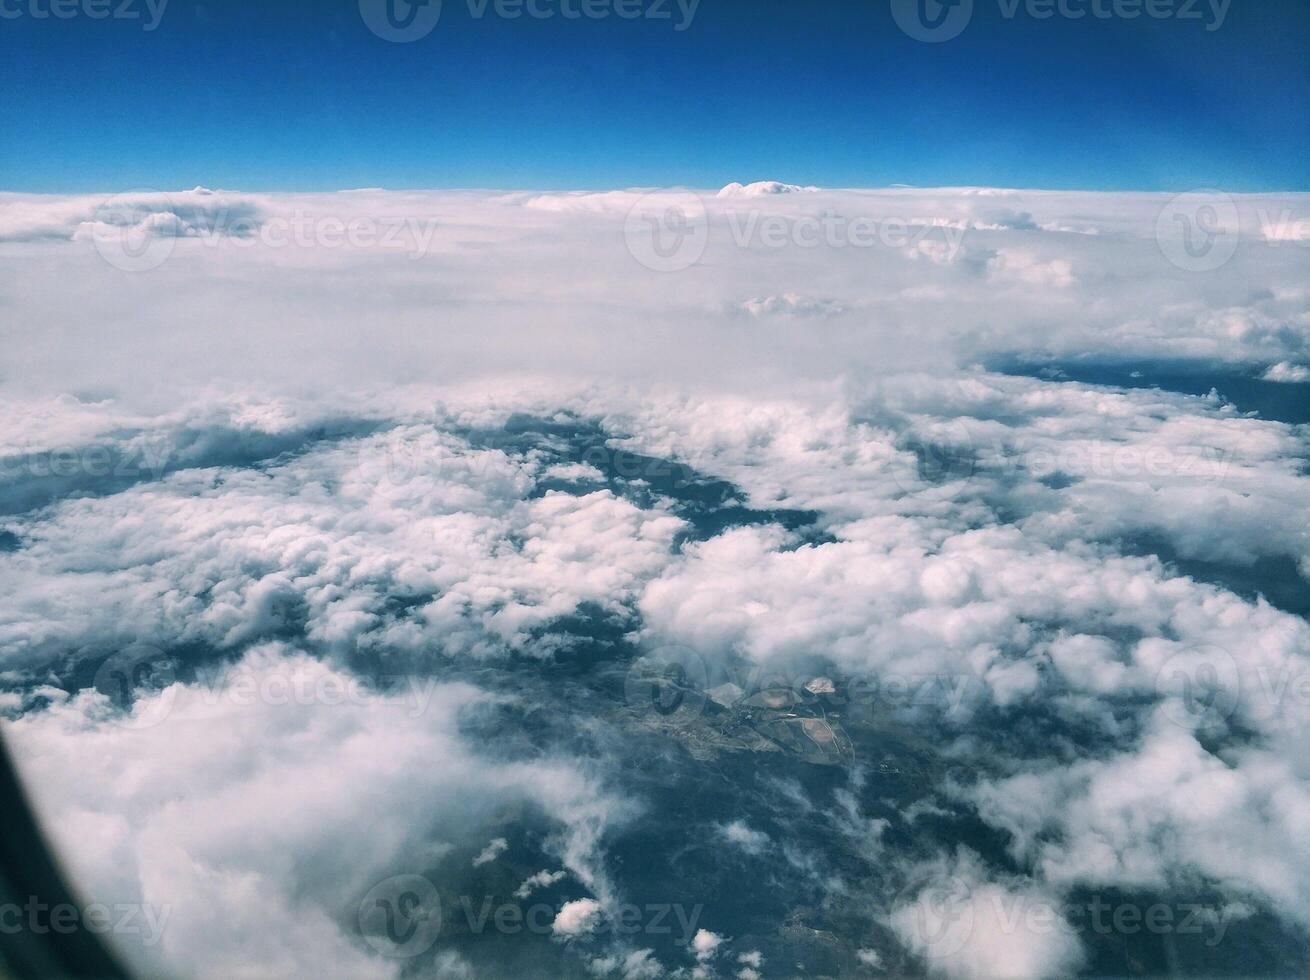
<box><xmin>734</xmin><ymin>293</ymin><xmax>846</xmax><ymax>319</ymax></box>
<box><xmin>1262</xmin><ymin>361</ymin><xmax>1310</xmax><ymax>382</ymax></box>
<box><xmin>716</xmin><ymin>181</ymin><xmax>820</xmax><ymax>197</ymax></box>
<box><xmin>5</xmin><ymin>645</ymin><xmax>630</xmax><ymax>979</ymax></box>
<box><xmin>471</xmin><ymin>837</ymin><xmax>509</xmax><ymax>867</ymax></box>
<box><xmin>514</xmin><ymin>869</ymin><xmax>568</xmax><ymax>899</ymax></box>
<box><xmin>553</xmin><ymin>898</ymin><xmax>604</xmax><ymax>937</ymax></box>
<box><xmin>889</xmin><ymin>850</ymin><xmax>1085</xmax><ymax>980</ymax></box>
<box><xmin>717</xmin><ymin>820</ymin><xmax>770</xmax><ymax>855</ymax></box>
<box><xmin>691</xmin><ymin>928</ymin><xmax>725</xmax><ymax>961</ymax></box>
<box><xmin>3</xmin><ymin>186</ymin><xmax>1310</xmax><ymax>978</ymax></box>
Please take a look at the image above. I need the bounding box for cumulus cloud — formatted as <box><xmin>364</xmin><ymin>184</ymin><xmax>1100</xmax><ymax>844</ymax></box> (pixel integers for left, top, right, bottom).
<box><xmin>691</xmin><ymin>928</ymin><xmax>725</xmax><ymax>961</ymax></box>
<box><xmin>716</xmin><ymin>181</ymin><xmax>820</xmax><ymax>197</ymax></box>
<box><xmin>5</xmin><ymin>646</ymin><xmax>629</xmax><ymax>979</ymax></box>
<box><xmin>1262</xmin><ymin>361</ymin><xmax>1310</xmax><ymax>382</ymax></box>
<box><xmin>889</xmin><ymin>850</ymin><xmax>1085</xmax><ymax>980</ymax></box>
<box><xmin>554</xmin><ymin>898</ymin><xmax>604</xmax><ymax>938</ymax></box>
<box><xmin>3</xmin><ymin>186</ymin><xmax>1310</xmax><ymax>979</ymax></box>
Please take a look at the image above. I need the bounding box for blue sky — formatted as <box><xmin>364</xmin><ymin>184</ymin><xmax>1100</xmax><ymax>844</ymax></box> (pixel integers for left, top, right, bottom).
<box><xmin>1</xmin><ymin>0</ymin><xmax>1306</xmax><ymax>192</ymax></box>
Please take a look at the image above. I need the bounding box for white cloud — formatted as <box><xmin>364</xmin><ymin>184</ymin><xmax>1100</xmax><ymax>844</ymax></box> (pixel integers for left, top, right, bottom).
<box><xmin>5</xmin><ymin>646</ymin><xmax>629</xmax><ymax>979</ymax></box>
<box><xmin>716</xmin><ymin>181</ymin><xmax>820</xmax><ymax>197</ymax></box>
<box><xmin>4</xmin><ymin>186</ymin><xmax>1310</xmax><ymax>978</ymax></box>
<box><xmin>1262</xmin><ymin>361</ymin><xmax>1310</xmax><ymax>382</ymax></box>
<box><xmin>515</xmin><ymin>869</ymin><xmax>568</xmax><ymax>899</ymax></box>
<box><xmin>718</xmin><ymin>820</ymin><xmax>770</xmax><ymax>855</ymax></box>
<box><xmin>889</xmin><ymin>850</ymin><xmax>1085</xmax><ymax>980</ymax></box>
<box><xmin>471</xmin><ymin>837</ymin><xmax>508</xmax><ymax>867</ymax></box>
<box><xmin>691</xmin><ymin>928</ymin><xmax>725</xmax><ymax>961</ymax></box>
<box><xmin>554</xmin><ymin>898</ymin><xmax>604</xmax><ymax>937</ymax></box>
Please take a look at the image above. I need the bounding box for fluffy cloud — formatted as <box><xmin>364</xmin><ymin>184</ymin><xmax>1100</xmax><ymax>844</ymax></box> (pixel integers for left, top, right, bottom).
<box><xmin>2</xmin><ymin>186</ymin><xmax>1309</xmax><ymax>979</ymax></box>
<box><xmin>5</xmin><ymin>646</ymin><xmax>628</xmax><ymax>979</ymax></box>
<box><xmin>554</xmin><ymin>898</ymin><xmax>604</xmax><ymax>938</ymax></box>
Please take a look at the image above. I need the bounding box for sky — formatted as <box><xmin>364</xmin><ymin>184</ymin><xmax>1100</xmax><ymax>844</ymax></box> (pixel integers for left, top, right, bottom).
<box><xmin>1</xmin><ymin>0</ymin><xmax>1307</xmax><ymax>192</ymax></box>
